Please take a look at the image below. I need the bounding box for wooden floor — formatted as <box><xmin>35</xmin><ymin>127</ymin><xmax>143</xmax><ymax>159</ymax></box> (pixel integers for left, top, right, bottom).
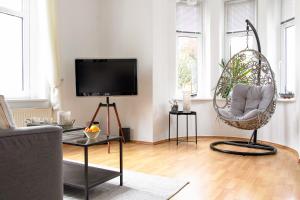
<box><xmin>63</xmin><ymin>138</ymin><xmax>300</xmax><ymax>200</ymax></box>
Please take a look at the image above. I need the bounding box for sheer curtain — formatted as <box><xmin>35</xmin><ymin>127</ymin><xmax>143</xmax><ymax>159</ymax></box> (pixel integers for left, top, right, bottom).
<box><xmin>30</xmin><ymin>0</ymin><xmax>62</xmax><ymax>110</ymax></box>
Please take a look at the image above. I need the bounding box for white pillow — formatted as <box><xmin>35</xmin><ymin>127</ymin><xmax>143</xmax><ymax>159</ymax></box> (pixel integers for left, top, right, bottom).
<box><xmin>0</xmin><ymin>95</ymin><xmax>15</xmax><ymax>129</ymax></box>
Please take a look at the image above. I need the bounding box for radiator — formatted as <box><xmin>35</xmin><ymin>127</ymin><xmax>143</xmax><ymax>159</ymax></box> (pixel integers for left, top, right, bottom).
<box><xmin>12</xmin><ymin>108</ymin><xmax>53</xmax><ymax>127</ymax></box>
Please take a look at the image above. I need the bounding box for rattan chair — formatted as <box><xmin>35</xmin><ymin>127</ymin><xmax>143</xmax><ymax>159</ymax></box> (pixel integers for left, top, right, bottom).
<box><xmin>210</xmin><ymin>20</ymin><xmax>277</xmax><ymax>156</ymax></box>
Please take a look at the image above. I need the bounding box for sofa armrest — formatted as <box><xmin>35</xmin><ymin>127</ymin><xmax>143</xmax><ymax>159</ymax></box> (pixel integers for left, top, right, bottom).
<box><xmin>0</xmin><ymin>126</ymin><xmax>63</xmax><ymax>200</ymax></box>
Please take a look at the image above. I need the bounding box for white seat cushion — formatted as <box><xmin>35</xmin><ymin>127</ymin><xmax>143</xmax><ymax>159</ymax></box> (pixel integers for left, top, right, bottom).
<box><xmin>0</xmin><ymin>95</ymin><xmax>15</xmax><ymax>129</ymax></box>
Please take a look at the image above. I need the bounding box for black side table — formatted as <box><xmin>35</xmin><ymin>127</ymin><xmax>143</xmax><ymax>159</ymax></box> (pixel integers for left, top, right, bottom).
<box><xmin>169</xmin><ymin>111</ymin><xmax>197</xmax><ymax>145</ymax></box>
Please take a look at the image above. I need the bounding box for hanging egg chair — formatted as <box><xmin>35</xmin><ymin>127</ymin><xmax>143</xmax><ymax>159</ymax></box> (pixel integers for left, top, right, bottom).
<box><xmin>210</xmin><ymin>20</ymin><xmax>277</xmax><ymax>156</ymax></box>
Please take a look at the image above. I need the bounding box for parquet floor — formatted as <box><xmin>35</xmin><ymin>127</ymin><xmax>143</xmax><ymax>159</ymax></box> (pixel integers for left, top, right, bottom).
<box><xmin>63</xmin><ymin>137</ymin><xmax>300</xmax><ymax>200</ymax></box>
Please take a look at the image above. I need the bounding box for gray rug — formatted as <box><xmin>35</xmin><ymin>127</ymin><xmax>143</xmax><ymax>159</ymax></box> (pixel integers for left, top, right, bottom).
<box><xmin>63</xmin><ymin>162</ymin><xmax>189</xmax><ymax>200</ymax></box>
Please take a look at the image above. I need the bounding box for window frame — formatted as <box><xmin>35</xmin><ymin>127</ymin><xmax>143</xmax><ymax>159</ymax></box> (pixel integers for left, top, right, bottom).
<box><xmin>280</xmin><ymin>18</ymin><xmax>295</xmax><ymax>93</ymax></box>
<box><xmin>224</xmin><ymin>0</ymin><xmax>257</xmax><ymax>60</ymax></box>
<box><xmin>175</xmin><ymin>1</ymin><xmax>203</xmax><ymax>97</ymax></box>
<box><xmin>0</xmin><ymin>0</ymin><xmax>30</xmax><ymax>99</ymax></box>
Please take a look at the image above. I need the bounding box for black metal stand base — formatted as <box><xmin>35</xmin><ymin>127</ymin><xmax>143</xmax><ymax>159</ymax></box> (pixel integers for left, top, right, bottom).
<box><xmin>210</xmin><ymin>130</ymin><xmax>277</xmax><ymax>156</ymax></box>
<box><xmin>88</xmin><ymin>97</ymin><xmax>125</xmax><ymax>153</ymax></box>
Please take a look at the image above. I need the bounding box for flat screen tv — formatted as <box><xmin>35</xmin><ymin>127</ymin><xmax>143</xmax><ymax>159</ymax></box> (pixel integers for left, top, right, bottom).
<box><xmin>75</xmin><ymin>59</ymin><xmax>137</xmax><ymax>96</ymax></box>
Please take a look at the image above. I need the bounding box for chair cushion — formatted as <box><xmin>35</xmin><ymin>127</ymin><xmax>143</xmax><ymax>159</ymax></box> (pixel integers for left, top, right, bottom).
<box><xmin>245</xmin><ymin>86</ymin><xmax>262</xmax><ymax>113</ymax></box>
<box><xmin>231</xmin><ymin>84</ymin><xmax>250</xmax><ymax>115</ymax></box>
<box><xmin>259</xmin><ymin>85</ymin><xmax>274</xmax><ymax>110</ymax></box>
<box><xmin>239</xmin><ymin>109</ymin><xmax>260</xmax><ymax>120</ymax></box>
<box><xmin>219</xmin><ymin>108</ymin><xmax>260</xmax><ymax>121</ymax></box>
<box><xmin>0</xmin><ymin>95</ymin><xmax>16</xmax><ymax>129</ymax></box>
<box><xmin>218</xmin><ymin>84</ymin><xmax>274</xmax><ymax>121</ymax></box>
<box><xmin>219</xmin><ymin>108</ymin><xmax>235</xmax><ymax>120</ymax></box>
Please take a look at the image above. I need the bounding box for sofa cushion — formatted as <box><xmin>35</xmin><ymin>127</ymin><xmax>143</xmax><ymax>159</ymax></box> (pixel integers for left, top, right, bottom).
<box><xmin>0</xmin><ymin>95</ymin><xmax>16</xmax><ymax>129</ymax></box>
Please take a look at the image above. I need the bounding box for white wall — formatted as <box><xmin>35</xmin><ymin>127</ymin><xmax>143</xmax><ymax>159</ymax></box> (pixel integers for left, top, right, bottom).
<box><xmin>57</xmin><ymin>0</ymin><xmax>154</xmax><ymax>142</ymax></box>
<box><xmin>152</xmin><ymin>0</ymin><xmax>176</xmax><ymax>141</ymax></box>
<box><xmin>204</xmin><ymin>0</ymin><xmax>224</xmax><ymax>96</ymax></box>
<box><xmin>101</xmin><ymin>0</ymin><xmax>154</xmax><ymax>142</ymax></box>
<box><xmin>57</xmin><ymin>0</ymin><xmax>108</xmax><ymax>129</ymax></box>
<box><xmin>57</xmin><ymin>0</ymin><xmax>300</xmax><ymax>157</ymax></box>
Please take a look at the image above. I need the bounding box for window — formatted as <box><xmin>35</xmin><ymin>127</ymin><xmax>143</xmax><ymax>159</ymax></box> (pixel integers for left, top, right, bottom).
<box><xmin>280</xmin><ymin>0</ymin><xmax>295</xmax><ymax>93</ymax></box>
<box><xmin>176</xmin><ymin>0</ymin><xmax>202</xmax><ymax>96</ymax></box>
<box><xmin>225</xmin><ymin>0</ymin><xmax>256</xmax><ymax>59</ymax></box>
<box><xmin>0</xmin><ymin>0</ymin><xmax>29</xmax><ymax>98</ymax></box>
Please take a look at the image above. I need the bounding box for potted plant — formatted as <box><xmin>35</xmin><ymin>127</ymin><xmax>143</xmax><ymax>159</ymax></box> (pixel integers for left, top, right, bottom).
<box><xmin>217</xmin><ymin>57</ymin><xmax>252</xmax><ymax>98</ymax></box>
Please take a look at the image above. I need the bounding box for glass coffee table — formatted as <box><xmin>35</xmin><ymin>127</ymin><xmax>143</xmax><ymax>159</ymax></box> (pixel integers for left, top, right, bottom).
<box><xmin>63</xmin><ymin>130</ymin><xmax>123</xmax><ymax>200</ymax></box>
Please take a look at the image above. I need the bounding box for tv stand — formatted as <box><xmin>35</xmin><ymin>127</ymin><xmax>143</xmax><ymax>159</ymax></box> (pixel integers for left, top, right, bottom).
<box><xmin>88</xmin><ymin>96</ymin><xmax>125</xmax><ymax>153</ymax></box>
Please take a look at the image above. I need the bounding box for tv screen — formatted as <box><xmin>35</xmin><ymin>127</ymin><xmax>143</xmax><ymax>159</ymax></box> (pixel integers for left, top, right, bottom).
<box><xmin>75</xmin><ymin>59</ymin><xmax>137</xmax><ymax>96</ymax></box>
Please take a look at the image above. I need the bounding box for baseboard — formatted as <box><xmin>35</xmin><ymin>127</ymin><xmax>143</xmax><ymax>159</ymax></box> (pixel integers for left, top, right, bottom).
<box><xmin>130</xmin><ymin>140</ymin><xmax>154</xmax><ymax>145</ymax></box>
<box><xmin>130</xmin><ymin>136</ymin><xmax>300</xmax><ymax>162</ymax></box>
<box><xmin>130</xmin><ymin>137</ymin><xmax>195</xmax><ymax>145</ymax></box>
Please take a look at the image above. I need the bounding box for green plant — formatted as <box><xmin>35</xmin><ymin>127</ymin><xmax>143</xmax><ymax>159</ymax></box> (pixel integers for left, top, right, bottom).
<box><xmin>219</xmin><ymin>58</ymin><xmax>226</xmax><ymax>69</ymax></box>
<box><xmin>217</xmin><ymin>57</ymin><xmax>252</xmax><ymax>98</ymax></box>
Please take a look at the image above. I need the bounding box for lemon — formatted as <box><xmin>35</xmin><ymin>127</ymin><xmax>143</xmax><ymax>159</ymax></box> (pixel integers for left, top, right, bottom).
<box><xmin>90</xmin><ymin>125</ymin><xmax>100</xmax><ymax>133</ymax></box>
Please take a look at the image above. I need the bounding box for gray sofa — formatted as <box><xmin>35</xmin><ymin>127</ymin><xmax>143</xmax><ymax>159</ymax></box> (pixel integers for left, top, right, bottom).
<box><xmin>0</xmin><ymin>126</ymin><xmax>63</xmax><ymax>200</ymax></box>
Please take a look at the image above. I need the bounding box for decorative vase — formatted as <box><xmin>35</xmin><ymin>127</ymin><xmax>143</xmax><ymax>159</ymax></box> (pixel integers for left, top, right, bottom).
<box><xmin>183</xmin><ymin>91</ymin><xmax>191</xmax><ymax>112</ymax></box>
<box><xmin>57</xmin><ymin>111</ymin><xmax>72</xmax><ymax>125</ymax></box>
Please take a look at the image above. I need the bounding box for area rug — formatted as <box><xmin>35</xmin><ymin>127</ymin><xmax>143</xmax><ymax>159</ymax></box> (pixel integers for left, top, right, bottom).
<box><xmin>63</xmin><ymin>161</ymin><xmax>189</xmax><ymax>200</ymax></box>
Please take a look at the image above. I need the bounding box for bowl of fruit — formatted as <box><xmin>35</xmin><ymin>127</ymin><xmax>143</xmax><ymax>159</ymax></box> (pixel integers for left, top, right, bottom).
<box><xmin>84</xmin><ymin>125</ymin><xmax>101</xmax><ymax>139</ymax></box>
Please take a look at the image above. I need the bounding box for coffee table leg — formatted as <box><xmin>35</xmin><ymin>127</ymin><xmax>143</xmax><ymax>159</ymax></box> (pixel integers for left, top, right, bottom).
<box><xmin>84</xmin><ymin>146</ymin><xmax>89</xmax><ymax>200</ymax></box>
<box><xmin>120</xmin><ymin>137</ymin><xmax>123</xmax><ymax>186</ymax></box>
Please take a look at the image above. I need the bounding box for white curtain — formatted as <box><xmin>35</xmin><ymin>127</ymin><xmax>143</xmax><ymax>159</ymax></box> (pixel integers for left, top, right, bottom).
<box><xmin>30</xmin><ymin>0</ymin><xmax>62</xmax><ymax>110</ymax></box>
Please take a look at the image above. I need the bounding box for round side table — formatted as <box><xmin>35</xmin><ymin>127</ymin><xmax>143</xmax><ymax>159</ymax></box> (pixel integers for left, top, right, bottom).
<box><xmin>168</xmin><ymin>111</ymin><xmax>198</xmax><ymax>145</ymax></box>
